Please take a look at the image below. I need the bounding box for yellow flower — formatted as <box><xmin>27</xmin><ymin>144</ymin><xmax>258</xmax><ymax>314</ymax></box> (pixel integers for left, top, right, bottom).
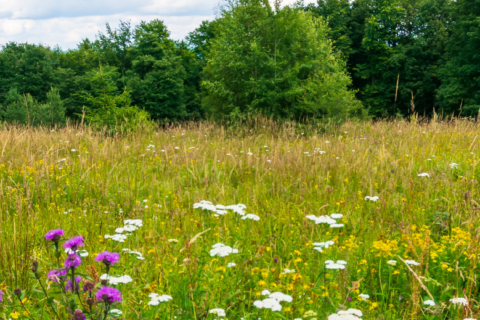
<box><xmin>11</xmin><ymin>312</ymin><xmax>20</xmax><ymax>319</ymax></box>
<box><xmin>147</xmin><ymin>249</ymin><xmax>155</xmax><ymax>255</ymax></box>
<box><xmin>393</xmin><ymin>270</ymin><xmax>400</xmax><ymax>275</ymax></box>
<box><xmin>441</xmin><ymin>263</ymin><xmax>448</xmax><ymax>269</ymax></box>
<box><xmin>258</xmin><ymin>280</ymin><xmax>267</xmax><ymax>287</ymax></box>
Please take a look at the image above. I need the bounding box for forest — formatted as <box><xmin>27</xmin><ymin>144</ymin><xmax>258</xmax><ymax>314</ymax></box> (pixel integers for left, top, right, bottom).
<box><xmin>0</xmin><ymin>0</ymin><xmax>478</xmax><ymax>126</ymax></box>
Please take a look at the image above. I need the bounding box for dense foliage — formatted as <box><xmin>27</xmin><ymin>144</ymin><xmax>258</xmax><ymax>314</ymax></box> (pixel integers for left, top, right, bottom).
<box><xmin>306</xmin><ymin>0</ymin><xmax>480</xmax><ymax>117</ymax></box>
<box><xmin>0</xmin><ymin>0</ymin><xmax>478</xmax><ymax>125</ymax></box>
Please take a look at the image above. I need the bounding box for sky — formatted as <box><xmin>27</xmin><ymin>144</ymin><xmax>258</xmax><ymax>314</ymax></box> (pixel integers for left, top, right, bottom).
<box><xmin>0</xmin><ymin>0</ymin><xmax>317</xmax><ymax>50</ymax></box>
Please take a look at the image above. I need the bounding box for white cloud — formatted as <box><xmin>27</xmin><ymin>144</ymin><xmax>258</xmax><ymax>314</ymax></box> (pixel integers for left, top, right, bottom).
<box><xmin>0</xmin><ymin>0</ymin><xmax>317</xmax><ymax>49</ymax></box>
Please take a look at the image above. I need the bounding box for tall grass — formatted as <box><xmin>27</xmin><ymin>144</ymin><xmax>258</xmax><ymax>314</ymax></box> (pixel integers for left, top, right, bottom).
<box><xmin>1</xmin><ymin>118</ymin><xmax>479</xmax><ymax>319</ymax></box>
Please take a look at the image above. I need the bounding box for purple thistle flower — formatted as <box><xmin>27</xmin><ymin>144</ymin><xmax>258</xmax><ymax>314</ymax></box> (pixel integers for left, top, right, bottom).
<box><xmin>96</xmin><ymin>286</ymin><xmax>122</xmax><ymax>304</ymax></box>
<box><xmin>74</xmin><ymin>310</ymin><xmax>86</xmax><ymax>320</ymax></box>
<box><xmin>45</xmin><ymin>229</ymin><xmax>65</xmax><ymax>242</ymax></box>
<box><xmin>95</xmin><ymin>251</ymin><xmax>120</xmax><ymax>267</ymax></box>
<box><xmin>64</xmin><ymin>254</ymin><xmax>82</xmax><ymax>269</ymax></box>
<box><xmin>47</xmin><ymin>269</ymin><xmax>68</xmax><ymax>282</ymax></box>
<box><xmin>0</xmin><ymin>289</ymin><xmax>3</xmax><ymax>302</ymax></box>
<box><xmin>274</xmin><ymin>257</ymin><xmax>278</xmax><ymax>263</ymax></box>
<box><xmin>63</xmin><ymin>236</ymin><xmax>85</xmax><ymax>253</ymax></box>
<box><xmin>66</xmin><ymin>276</ymin><xmax>82</xmax><ymax>292</ymax></box>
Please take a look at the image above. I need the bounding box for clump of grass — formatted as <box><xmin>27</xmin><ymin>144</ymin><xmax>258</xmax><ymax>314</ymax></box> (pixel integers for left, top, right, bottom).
<box><xmin>0</xmin><ymin>118</ymin><xmax>479</xmax><ymax>319</ymax></box>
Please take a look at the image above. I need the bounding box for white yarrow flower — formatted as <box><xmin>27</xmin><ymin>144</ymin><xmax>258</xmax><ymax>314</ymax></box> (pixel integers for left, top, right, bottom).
<box><xmin>209</xmin><ymin>308</ymin><xmax>226</xmax><ymax>317</ymax></box>
<box><xmin>450</xmin><ymin>297</ymin><xmax>468</xmax><ymax>306</ymax></box>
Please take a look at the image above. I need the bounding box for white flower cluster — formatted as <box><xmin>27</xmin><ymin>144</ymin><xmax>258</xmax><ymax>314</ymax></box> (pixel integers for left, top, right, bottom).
<box><xmin>450</xmin><ymin>297</ymin><xmax>468</xmax><ymax>306</ymax></box>
<box><xmin>209</xmin><ymin>308</ymin><xmax>226</xmax><ymax>317</ymax></box>
<box><xmin>325</xmin><ymin>260</ymin><xmax>347</xmax><ymax>270</ymax></box>
<box><xmin>418</xmin><ymin>172</ymin><xmax>430</xmax><ymax>177</ymax></box>
<box><xmin>306</xmin><ymin>213</ymin><xmax>344</xmax><ymax>228</ymax></box>
<box><xmin>105</xmin><ymin>219</ymin><xmax>143</xmax><ymax>243</ymax></box>
<box><xmin>241</xmin><ymin>214</ymin><xmax>260</xmax><ymax>221</ymax></box>
<box><xmin>148</xmin><ymin>293</ymin><xmax>173</xmax><ymax>306</ymax></box>
<box><xmin>328</xmin><ymin>308</ymin><xmax>363</xmax><ymax>320</ymax></box>
<box><xmin>122</xmin><ymin>248</ymin><xmax>145</xmax><ymax>260</ymax></box>
<box><xmin>194</xmin><ymin>201</ymin><xmax>247</xmax><ymax>217</ymax></box>
<box><xmin>209</xmin><ymin>243</ymin><xmax>239</xmax><ymax>257</ymax></box>
<box><xmin>313</xmin><ymin>240</ymin><xmax>335</xmax><ymax>252</ymax></box>
<box><xmin>405</xmin><ymin>260</ymin><xmax>420</xmax><ymax>266</ymax></box>
<box><xmin>100</xmin><ymin>274</ymin><xmax>133</xmax><ymax>285</ymax></box>
<box><xmin>253</xmin><ymin>291</ymin><xmax>293</xmax><ymax>311</ymax></box>
<box><xmin>364</xmin><ymin>196</ymin><xmax>379</xmax><ymax>202</ymax></box>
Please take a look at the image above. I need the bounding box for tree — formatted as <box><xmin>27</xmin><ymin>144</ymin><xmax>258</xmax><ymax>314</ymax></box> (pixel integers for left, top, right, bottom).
<box><xmin>127</xmin><ymin>20</ymin><xmax>187</xmax><ymax>122</ymax></box>
<box><xmin>202</xmin><ymin>0</ymin><xmax>360</xmax><ymax>121</ymax></box>
<box><xmin>437</xmin><ymin>0</ymin><xmax>480</xmax><ymax>116</ymax></box>
<box><xmin>0</xmin><ymin>43</ymin><xmax>59</xmax><ymax>105</ymax></box>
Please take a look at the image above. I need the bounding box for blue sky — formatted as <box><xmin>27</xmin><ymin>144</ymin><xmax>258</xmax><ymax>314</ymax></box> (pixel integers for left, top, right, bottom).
<box><xmin>0</xmin><ymin>0</ymin><xmax>316</xmax><ymax>50</ymax></box>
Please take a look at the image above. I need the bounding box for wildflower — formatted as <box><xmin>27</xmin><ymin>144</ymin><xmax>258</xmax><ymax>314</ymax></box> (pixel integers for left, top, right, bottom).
<box><xmin>0</xmin><ymin>289</ymin><xmax>3</xmax><ymax>302</ymax></box>
<box><xmin>418</xmin><ymin>173</ymin><xmax>430</xmax><ymax>177</ymax></box>
<box><xmin>387</xmin><ymin>260</ymin><xmax>397</xmax><ymax>266</ymax></box>
<box><xmin>262</xmin><ymin>290</ymin><xmax>271</xmax><ymax>295</ymax></box>
<box><xmin>330</xmin><ymin>223</ymin><xmax>345</xmax><ymax>228</ymax></box>
<box><xmin>331</xmin><ymin>213</ymin><xmax>343</xmax><ymax>219</ymax></box>
<box><xmin>209</xmin><ymin>308</ymin><xmax>226</xmax><ymax>317</ymax></box>
<box><xmin>282</xmin><ymin>268</ymin><xmax>295</xmax><ymax>274</ymax></box>
<box><xmin>365</xmin><ymin>196</ymin><xmax>379</xmax><ymax>202</ymax></box>
<box><xmin>209</xmin><ymin>243</ymin><xmax>238</xmax><ymax>257</ymax></box>
<box><xmin>306</xmin><ymin>215</ymin><xmax>337</xmax><ymax>225</ymax></box>
<box><xmin>450</xmin><ymin>297</ymin><xmax>468</xmax><ymax>306</ymax></box>
<box><xmin>96</xmin><ymin>286</ymin><xmax>122</xmax><ymax>304</ymax></box>
<box><xmin>359</xmin><ymin>294</ymin><xmax>369</xmax><ymax>301</ymax></box>
<box><xmin>74</xmin><ymin>310</ymin><xmax>86</xmax><ymax>320</ymax></box>
<box><xmin>124</xmin><ymin>219</ymin><xmax>143</xmax><ymax>228</ymax></box>
<box><xmin>110</xmin><ymin>309</ymin><xmax>122</xmax><ymax>316</ymax></box>
<box><xmin>227</xmin><ymin>262</ymin><xmax>236</xmax><ymax>267</ymax></box>
<box><xmin>423</xmin><ymin>300</ymin><xmax>435</xmax><ymax>306</ymax></box>
<box><xmin>325</xmin><ymin>260</ymin><xmax>346</xmax><ymax>270</ymax></box>
<box><xmin>405</xmin><ymin>260</ymin><xmax>420</xmax><ymax>266</ymax></box>
<box><xmin>45</xmin><ymin>229</ymin><xmax>65</xmax><ymax>242</ymax></box>
<box><xmin>77</xmin><ymin>250</ymin><xmax>89</xmax><ymax>257</ymax></box>
<box><xmin>63</xmin><ymin>236</ymin><xmax>85</xmax><ymax>253</ymax></box>
<box><xmin>104</xmin><ymin>234</ymin><xmax>127</xmax><ymax>242</ymax></box>
<box><xmin>95</xmin><ymin>252</ymin><xmax>120</xmax><ymax>267</ymax></box>
<box><xmin>148</xmin><ymin>293</ymin><xmax>172</xmax><ymax>305</ymax></box>
<box><xmin>64</xmin><ymin>254</ymin><xmax>82</xmax><ymax>269</ymax></box>
<box><xmin>269</xmin><ymin>292</ymin><xmax>293</xmax><ymax>302</ymax></box>
<box><xmin>100</xmin><ymin>274</ymin><xmax>132</xmax><ymax>285</ymax></box>
<box><xmin>66</xmin><ymin>276</ymin><xmax>82</xmax><ymax>292</ymax></box>
<box><xmin>241</xmin><ymin>214</ymin><xmax>260</xmax><ymax>221</ymax></box>
<box><xmin>47</xmin><ymin>269</ymin><xmax>67</xmax><ymax>282</ymax></box>
<box><xmin>83</xmin><ymin>280</ymin><xmax>95</xmax><ymax>292</ymax></box>
<box><xmin>313</xmin><ymin>240</ymin><xmax>335</xmax><ymax>249</ymax></box>
<box><xmin>450</xmin><ymin>163</ymin><xmax>459</xmax><ymax>169</ymax></box>
<box><xmin>253</xmin><ymin>298</ymin><xmax>282</xmax><ymax>311</ymax></box>
<box><xmin>328</xmin><ymin>308</ymin><xmax>363</xmax><ymax>319</ymax></box>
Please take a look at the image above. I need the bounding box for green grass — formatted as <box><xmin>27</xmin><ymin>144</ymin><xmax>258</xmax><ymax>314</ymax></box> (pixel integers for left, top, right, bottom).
<box><xmin>1</xmin><ymin>119</ymin><xmax>480</xmax><ymax>319</ymax></box>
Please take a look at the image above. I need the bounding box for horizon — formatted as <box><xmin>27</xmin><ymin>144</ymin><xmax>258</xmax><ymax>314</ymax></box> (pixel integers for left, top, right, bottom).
<box><xmin>0</xmin><ymin>0</ymin><xmax>316</xmax><ymax>50</ymax></box>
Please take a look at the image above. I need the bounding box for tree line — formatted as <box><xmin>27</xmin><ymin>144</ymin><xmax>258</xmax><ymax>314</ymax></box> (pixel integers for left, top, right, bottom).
<box><xmin>0</xmin><ymin>0</ymin><xmax>478</xmax><ymax>126</ymax></box>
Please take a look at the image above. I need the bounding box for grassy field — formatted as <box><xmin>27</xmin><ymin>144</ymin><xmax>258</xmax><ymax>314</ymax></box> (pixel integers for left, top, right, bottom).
<box><xmin>1</xmin><ymin>119</ymin><xmax>480</xmax><ymax>320</ymax></box>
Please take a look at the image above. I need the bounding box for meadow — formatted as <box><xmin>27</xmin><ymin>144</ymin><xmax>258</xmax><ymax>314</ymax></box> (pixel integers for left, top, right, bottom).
<box><xmin>0</xmin><ymin>118</ymin><xmax>479</xmax><ymax>320</ymax></box>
